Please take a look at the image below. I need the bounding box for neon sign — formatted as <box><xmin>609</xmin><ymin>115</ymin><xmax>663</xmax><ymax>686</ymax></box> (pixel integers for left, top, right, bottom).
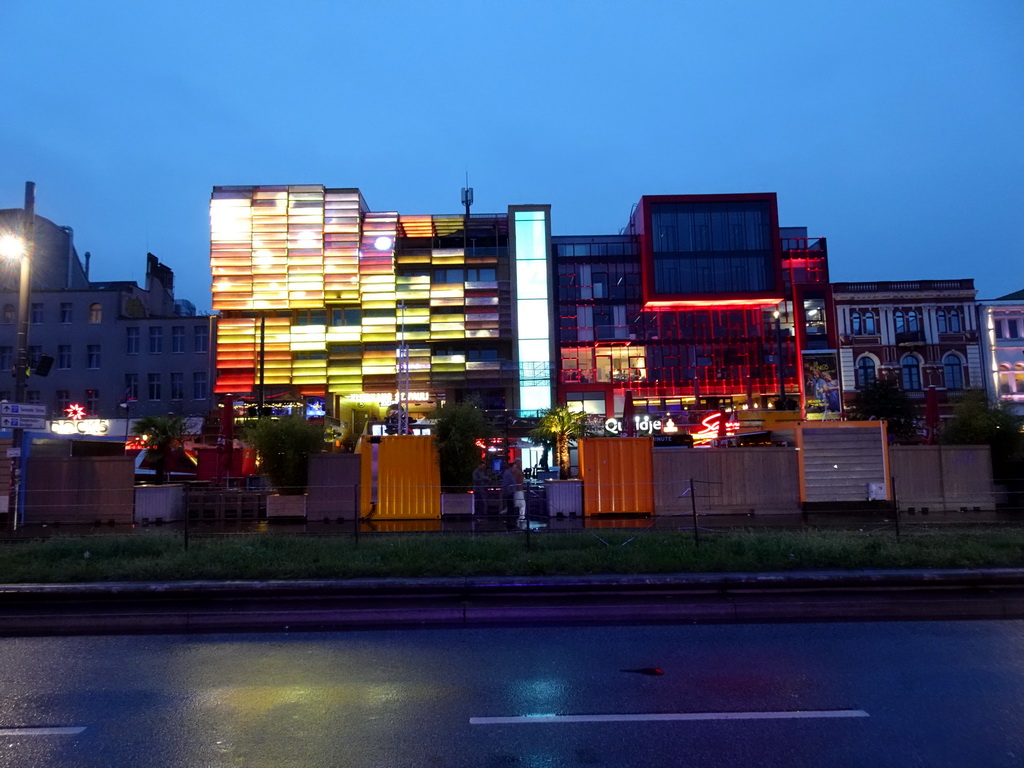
<box><xmin>691</xmin><ymin>413</ymin><xmax>741</xmax><ymax>443</ymax></box>
<box><xmin>51</xmin><ymin>419</ymin><xmax>110</xmax><ymax>436</ymax></box>
<box><xmin>604</xmin><ymin>412</ymin><xmax>740</xmax><ymax>442</ymax></box>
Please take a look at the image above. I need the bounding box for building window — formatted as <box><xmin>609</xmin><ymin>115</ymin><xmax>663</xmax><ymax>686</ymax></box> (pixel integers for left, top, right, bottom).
<box><xmin>170</xmin><ymin>372</ymin><xmax>184</xmax><ymax>400</ymax></box>
<box><xmin>149</xmin><ymin>327</ymin><xmax>163</xmax><ymax>354</ymax></box>
<box><xmin>2</xmin><ymin>304</ymin><xmax>14</xmax><ymax>324</ymax></box>
<box><xmin>193</xmin><ymin>371</ymin><xmax>208</xmax><ymax>400</ymax></box>
<box><xmin>125</xmin><ymin>373</ymin><xmax>139</xmax><ymax>401</ymax></box>
<box><xmin>30</xmin><ymin>303</ymin><xmax>43</xmax><ymax>324</ymax></box>
<box><xmin>28</xmin><ymin>346</ymin><xmax>41</xmax><ymax>366</ymax></box>
<box><xmin>60</xmin><ymin>302</ymin><xmax>72</xmax><ymax>323</ymax></box>
<box><xmin>901</xmin><ymin>355</ymin><xmax>921</xmax><ymax>390</ymax></box>
<box><xmin>906</xmin><ymin>310</ymin><xmax>921</xmax><ymax>332</ymax></box>
<box><xmin>58</xmin><ymin>345</ymin><xmax>71</xmax><ymax>370</ymax></box>
<box><xmin>936</xmin><ymin>310</ymin><xmax>947</xmax><ymax>333</ymax></box>
<box><xmin>148</xmin><ymin>373</ymin><xmax>161</xmax><ymax>401</ymax></box>
<box><xmin>948</xmin><ymin>310</ymin><xmax>961</xmax><ymax>333</ymax></box>
<box><xmin>995</xmin><ymin>320</ymin><xmax>1004</xmax><ymax>340</ymax></box>
<box><xmin>126</xmin><ymin>327</ymin><xmax>140</xmax><ymax>354</ymax></box>
<box><xmin>851</xmin><ymin>311</ymin><xmax>862</xmax><ymax>335</ymax></box>
<box><xmin>856</xmin><ymin>356</ymin><xmax>877</xmax><ymax>388</ymax></box>
<box><xmin>85</xmin><ymin>389</ymin><xmax>98</xmax><ymax>413</ymax></box>
<box><xmin>56</xmin><ymin>390</ymin><xmax>71</xmax><ymax>412</ymax></box>
<box><xmin>943</xmin><ymin>354</ymin><xmax>964</xmax><ymax>390</ymax></box>
<box><xmin>862</xmin><ymin>311</ymin><xmax>877</xmax><ymax>335</ymax></box>
<box><xmin>0</xmin><ymin>346</ymin><xmax>11</xmax><ymax>372</ymax></box>
<box><xmin>194</xmin><ymin>325</ymin><xmax>209</xmax><ymax>353</ymax></box>
<box><xmin>1008</xmin><ymin>319</ymin><xmax>1020</xmax><ymax>340</ymax></box>
<box><xmin>330</xmin><ymin>308</ymin><xmax>361</xmax><ymax>327</ymax></box>
<box><xmin>89</xmin><ymin>303</ymin><xmax>102</xmax><ymax>323</ymax></box>
<box><xmin>86</xmin><ymin>344</ymin><xmax>101</xmax><ymax>369</ymax></box>
<box><xmin>171</xmin><ymin>326</ymin><xmax>185</xmax><ymax>354</ymax></box>
<box><xmin>26</xmin><ymin>390</ymin><xmax>40</xmax><ymax>404</ymax></box>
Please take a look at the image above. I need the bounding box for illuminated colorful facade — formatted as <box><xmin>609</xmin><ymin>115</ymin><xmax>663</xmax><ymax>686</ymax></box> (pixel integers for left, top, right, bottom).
<box><xmin>554</xmin><ymin>193</ymin><xmax>835</xmax><ymax>430</ymax></box>
<box><xmin>210</xmin><ymin>186</ymin><xmax>552</xmax><ymax>435</ymax></box>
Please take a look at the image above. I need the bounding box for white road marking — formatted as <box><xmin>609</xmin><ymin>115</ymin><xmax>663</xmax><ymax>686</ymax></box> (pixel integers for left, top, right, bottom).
<box><xmin>471</xmin><ymin>709</ymin><xmax>869</xmax><ymax>725</ymax></box>
<box><xmin>0</xmin><ymin>727</ymin><xmax>86</xmax><ymax>736</ymax></box>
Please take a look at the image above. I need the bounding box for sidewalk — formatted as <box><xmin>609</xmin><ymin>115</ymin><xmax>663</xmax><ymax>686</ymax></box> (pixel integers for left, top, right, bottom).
<box><xmin>3</xmin><ymin>568</ymin><xmax>1024</xmax><ymax>637</ymax></box>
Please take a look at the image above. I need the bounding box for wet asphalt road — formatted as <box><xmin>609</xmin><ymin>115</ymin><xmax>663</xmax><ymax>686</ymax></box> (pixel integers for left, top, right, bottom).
<box><xmin>1</xmin><ymin>620</ymin><xmax>1023</xmax><ymax>767</ymax></box>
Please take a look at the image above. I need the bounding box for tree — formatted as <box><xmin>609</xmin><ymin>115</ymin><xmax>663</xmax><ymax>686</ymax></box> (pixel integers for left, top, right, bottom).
<box><xmin>432</xmin><ymin>401</ymin><xmax>489</xmax><ymax>492</ymax></box>
<box><xmin>941</xmin><ymin>390</ymin><xmax>1024</xmax><ymax>477</ymax></box>
<box><xmin>244</xmin><ymin>416</ymin><xmax>325</xmax><ymax>495</ymax></box>
<box><xmin>846</xmin><ymin>379</ymin><xmax>918</xmax><ymax>441</ymax></box>
<box><xmin>530</xmin><ymin>405</ymin><xmax>597</xmax><ymax>480</ymax></box>
<box><xmin>132</xmin><ymin>414</ymin><xmax>188</xmax><ymax>485</ymax></box>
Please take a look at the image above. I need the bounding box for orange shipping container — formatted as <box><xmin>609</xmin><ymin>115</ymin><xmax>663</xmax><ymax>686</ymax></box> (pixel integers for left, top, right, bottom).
<box><xmin>365</xmin><ymin>435</ymin><xmax>441</xmax><ymax>520</ymax></box>
<box><xmin>578</xmin><ymin>437</ymin><xmax>654</xmax><ymax>516</ymax></box>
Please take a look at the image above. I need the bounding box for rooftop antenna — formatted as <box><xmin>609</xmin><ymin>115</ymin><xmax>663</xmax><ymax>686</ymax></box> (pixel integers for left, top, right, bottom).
<box><xmin>461</xmin><ymin>173</ymin><xmax>473</xmax><ymax>256</ymax></box>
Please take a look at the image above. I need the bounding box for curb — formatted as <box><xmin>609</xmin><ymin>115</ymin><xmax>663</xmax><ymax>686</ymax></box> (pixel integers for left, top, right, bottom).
<box><xmin>3</xmin><ymin>569</ymin><xmax>1024</xmax><ymax>636</ymax></box>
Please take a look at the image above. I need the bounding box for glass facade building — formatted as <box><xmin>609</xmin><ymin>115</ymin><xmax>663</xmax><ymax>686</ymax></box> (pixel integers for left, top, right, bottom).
<box><xmin>210</xmin><ymin>186</ymin><xmax>552</xmax><ymax>436</ymax></box>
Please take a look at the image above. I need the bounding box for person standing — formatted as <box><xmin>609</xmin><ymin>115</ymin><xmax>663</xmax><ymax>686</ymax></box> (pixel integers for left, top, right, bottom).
<box><xmin>472</xmin><ymin>459</ymin><xmax>490</xmax><ymax>516</ymax></box>
<box><xmin>501</xmin><ymin>460</ymin><xmax>523</xmax><ymax>516</ymax></box>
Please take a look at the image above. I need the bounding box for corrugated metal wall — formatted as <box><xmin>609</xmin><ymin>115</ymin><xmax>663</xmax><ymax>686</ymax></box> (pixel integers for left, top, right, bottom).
<box><xmin>578</xmin><ymin>438</ymin><xmax>654</xmax><ymax>515</ymax></box>
<box><xmin>797</xmin><ymin>422</ymin><xmax>889</xmax><ymax>503</ymax></box>
<box><xmin>374</xmin><ymin>435</ymin><xmax>441</xmax><ymax>519</ymax></box>
<box><xmin>652</xmin><ymin>448</ymin><xmax>801</xmax><ymax>514</ymax></box>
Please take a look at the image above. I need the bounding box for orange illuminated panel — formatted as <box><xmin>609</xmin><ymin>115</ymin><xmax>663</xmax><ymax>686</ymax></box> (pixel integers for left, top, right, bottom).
<box><xmin>399</xmin><ymin>215</ymin><xmax>434</xmax><ymax>237</ymax></box>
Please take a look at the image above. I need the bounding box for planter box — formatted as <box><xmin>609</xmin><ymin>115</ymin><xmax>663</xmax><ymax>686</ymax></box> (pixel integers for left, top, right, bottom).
<box><xmin>266</xmin><ymin>493</ymin><xmax>307</xmax><ymax>520</ymax></box>
<box><xmin>441</xmin><ymin>492</ymin><xmax>474</xmax><ymax>517</ymax></box>
<box><xmin>135</xmin><ymin>484</ymin><xmax>186</xmax><ymax>523</ymax></box>
<box><xmin>545</xmin><ymin>479</ymin><xmax>583</xmax><ymax>517</ymax></box>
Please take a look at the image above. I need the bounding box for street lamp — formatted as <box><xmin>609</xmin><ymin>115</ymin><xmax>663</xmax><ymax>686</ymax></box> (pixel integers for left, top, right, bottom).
<box><xmin>2</xmin><ymin>182</ymin><xmax>35</xmax><ymax>531</ymax></box>
<box><xmin>773</xmin><ymin>309</ymin><xmax>785</xmax><ymax>408</ymax></box>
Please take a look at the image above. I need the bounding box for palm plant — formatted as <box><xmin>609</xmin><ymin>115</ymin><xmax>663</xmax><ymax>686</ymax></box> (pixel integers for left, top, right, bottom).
<box><xmin>132</xmin><ymin>414</ymin><xmax>188</xmax><ymax>485</ymax></box>
<box><xmin>530</xmin><ymin>405</ymin><xmax>595</xmax><ymax>480</ymax></box>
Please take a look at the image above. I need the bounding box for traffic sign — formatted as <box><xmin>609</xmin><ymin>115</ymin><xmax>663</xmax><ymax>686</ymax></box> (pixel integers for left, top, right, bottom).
<box><xmin>0</xmin><ymin>403</ymin><xmax>47</xmax><ymax>417</ymax></box>
<box><xmin>0</xmin><ymin>416</ymin><xmax>47</xmax><ymax>430</ymax></box>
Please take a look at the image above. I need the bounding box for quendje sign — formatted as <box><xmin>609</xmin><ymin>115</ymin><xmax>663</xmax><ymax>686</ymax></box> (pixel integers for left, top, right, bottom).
<box><xmin>605</xmin><ymin>412</ymin><xmax>741</xmax><ymax>442</ymax></box>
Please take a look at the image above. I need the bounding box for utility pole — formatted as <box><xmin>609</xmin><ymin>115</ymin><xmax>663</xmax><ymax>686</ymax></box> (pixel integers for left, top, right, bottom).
<box><xmin>9</xmin><ymin>182</ymin><xmax>34</xmax><ymax>531</ymax></box>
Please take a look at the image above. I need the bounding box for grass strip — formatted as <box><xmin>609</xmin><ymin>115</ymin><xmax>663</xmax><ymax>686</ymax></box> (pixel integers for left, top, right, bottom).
<box><xmin>2</xmin><ymin>527</ymin><xmax>1024</xmax><ymax>583</ymax></box>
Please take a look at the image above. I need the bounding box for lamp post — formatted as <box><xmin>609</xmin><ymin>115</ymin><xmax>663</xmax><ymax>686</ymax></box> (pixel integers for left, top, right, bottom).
<box><xmin>773</xmin><ymin>308</ymin><xmax>785</xmax><ymax>408</ymax></box>
<box><xmin>1</xmin><ymin>182</ymin><xmax>34</xmax><ymax>531</ymax></box>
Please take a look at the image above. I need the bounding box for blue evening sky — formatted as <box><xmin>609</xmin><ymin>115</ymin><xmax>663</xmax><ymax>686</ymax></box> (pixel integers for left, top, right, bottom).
<box><xmin>1</xmin><ymin>0</ymin><xmax>1021</xmax><ymax>309</ymax></box>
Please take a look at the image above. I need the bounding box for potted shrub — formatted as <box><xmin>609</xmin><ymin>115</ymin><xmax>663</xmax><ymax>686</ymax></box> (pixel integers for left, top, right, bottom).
<box><xmin>432</xmin><ymin>401</ymin><xmax>489</xmax><ymax>515</ymax></box>
<box><xmin>132</xmin><ymin>414</ymin><xmax>190</xmax><ymax>522</ymax></box>
<box><xmin>530</xmin><ymin>405</ymin><xmax>598</xmax><ymax>517</ymax></box>
<box><xmin>244</xmin><ymin>415</ymin><xmax>325</xmax><ymax>518</ymax></box>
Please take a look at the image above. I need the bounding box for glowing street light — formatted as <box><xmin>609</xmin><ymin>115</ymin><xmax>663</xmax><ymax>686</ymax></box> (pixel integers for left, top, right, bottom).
<box><xmin>4</xmin><ymin>182</ymin><xmax>35</xmax><ymax>531</ymax></box>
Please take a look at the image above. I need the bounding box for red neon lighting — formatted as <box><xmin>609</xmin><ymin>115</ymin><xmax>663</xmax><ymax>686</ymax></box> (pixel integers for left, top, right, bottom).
<box><xmin>691</xmin><ymin>413</ymin><xmax>741</xmax><ymax>442</ymax></box>
<box><xmin>65</xmin><ymin>403</ymin><xmax>87</xmax><ymax>421</ymax></box>
<box><xmin>644</xmin><ymin>298</ymin><xmax>783</xmax><ymax>310</ymax></box>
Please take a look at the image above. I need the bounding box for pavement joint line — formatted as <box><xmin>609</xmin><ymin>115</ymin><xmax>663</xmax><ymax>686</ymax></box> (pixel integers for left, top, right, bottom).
<box><xmin>470</xmin><ymin>709</ymin><xmax>870</xmax><ymax>724</ymax></box>
<box><xmin>0</xmin><ymin>727</ymin><xmax>86</xmax><ymax>736</ymax></box>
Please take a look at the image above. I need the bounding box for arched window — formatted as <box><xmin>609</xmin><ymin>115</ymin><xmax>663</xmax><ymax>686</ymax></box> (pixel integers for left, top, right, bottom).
<box><xmin>943</xmin><ymin>353</ymin><xmax>964</xmax><ymax>390</ymax></box>
<box><xmin>906</xmin><ymin>310</ymin><xmax>921</xmax><ymax>332</ymax></box>
<box><xmin>2</xmin><ymin>304</ymin><xmax>13</xmax><ymax>324</ymax></box>
<box><xmin>894</xmin><ymin>310</ymin><xmax>905</xmax><ymax>334</ymax></box>
<box><xmin>88</xmin><ymin>303</ymin><xmax>102</xmax><ymax>323</ymax></box>
<box><xmin>948</xmin><ymin>310</ymin><xmax>962</xmax><ymax>332</ymax></box>
<box><xmin>901</xmin><ymin>354</ymin><xmax>921</xmax><ymax>390</ymax></box>
<box><xmin>856</xmin><ymin>356</ymin><xmax>877</xmax><ymax>388</ymax></box>
<box><xmin>999</xmin><ymin>363</ymin><xmax>1013</xmax><ymax>394</ymax></box>
<box><xmin>851</xmin><ymin>311</ymin><xmax>862</xmax><ymax>335</ymax></box>
<box><xmin>863</xmin><ymin>311</ymin><xmax>877</xmax><ymax>334</ymax></box>
<box><xmin>937</xmin><ymin>310</ymin><xmax>947</xmax><ymax>333</ymax></box>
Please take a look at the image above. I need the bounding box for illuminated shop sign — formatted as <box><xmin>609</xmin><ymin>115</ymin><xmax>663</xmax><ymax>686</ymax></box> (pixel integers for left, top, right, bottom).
<box><xmin>604</xmin><ymin>412</ymin><xmax>741</xmax><ymax>442</ymax></box>
<box><xmin>51</xmin><ymin>419</ymin><xmax>110</xmax><ymax>436</ymax></box>
<box><xmin>346</xmin><ymin>392</ymin><xmax>432</xmax><ymax>406</ymax></box>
